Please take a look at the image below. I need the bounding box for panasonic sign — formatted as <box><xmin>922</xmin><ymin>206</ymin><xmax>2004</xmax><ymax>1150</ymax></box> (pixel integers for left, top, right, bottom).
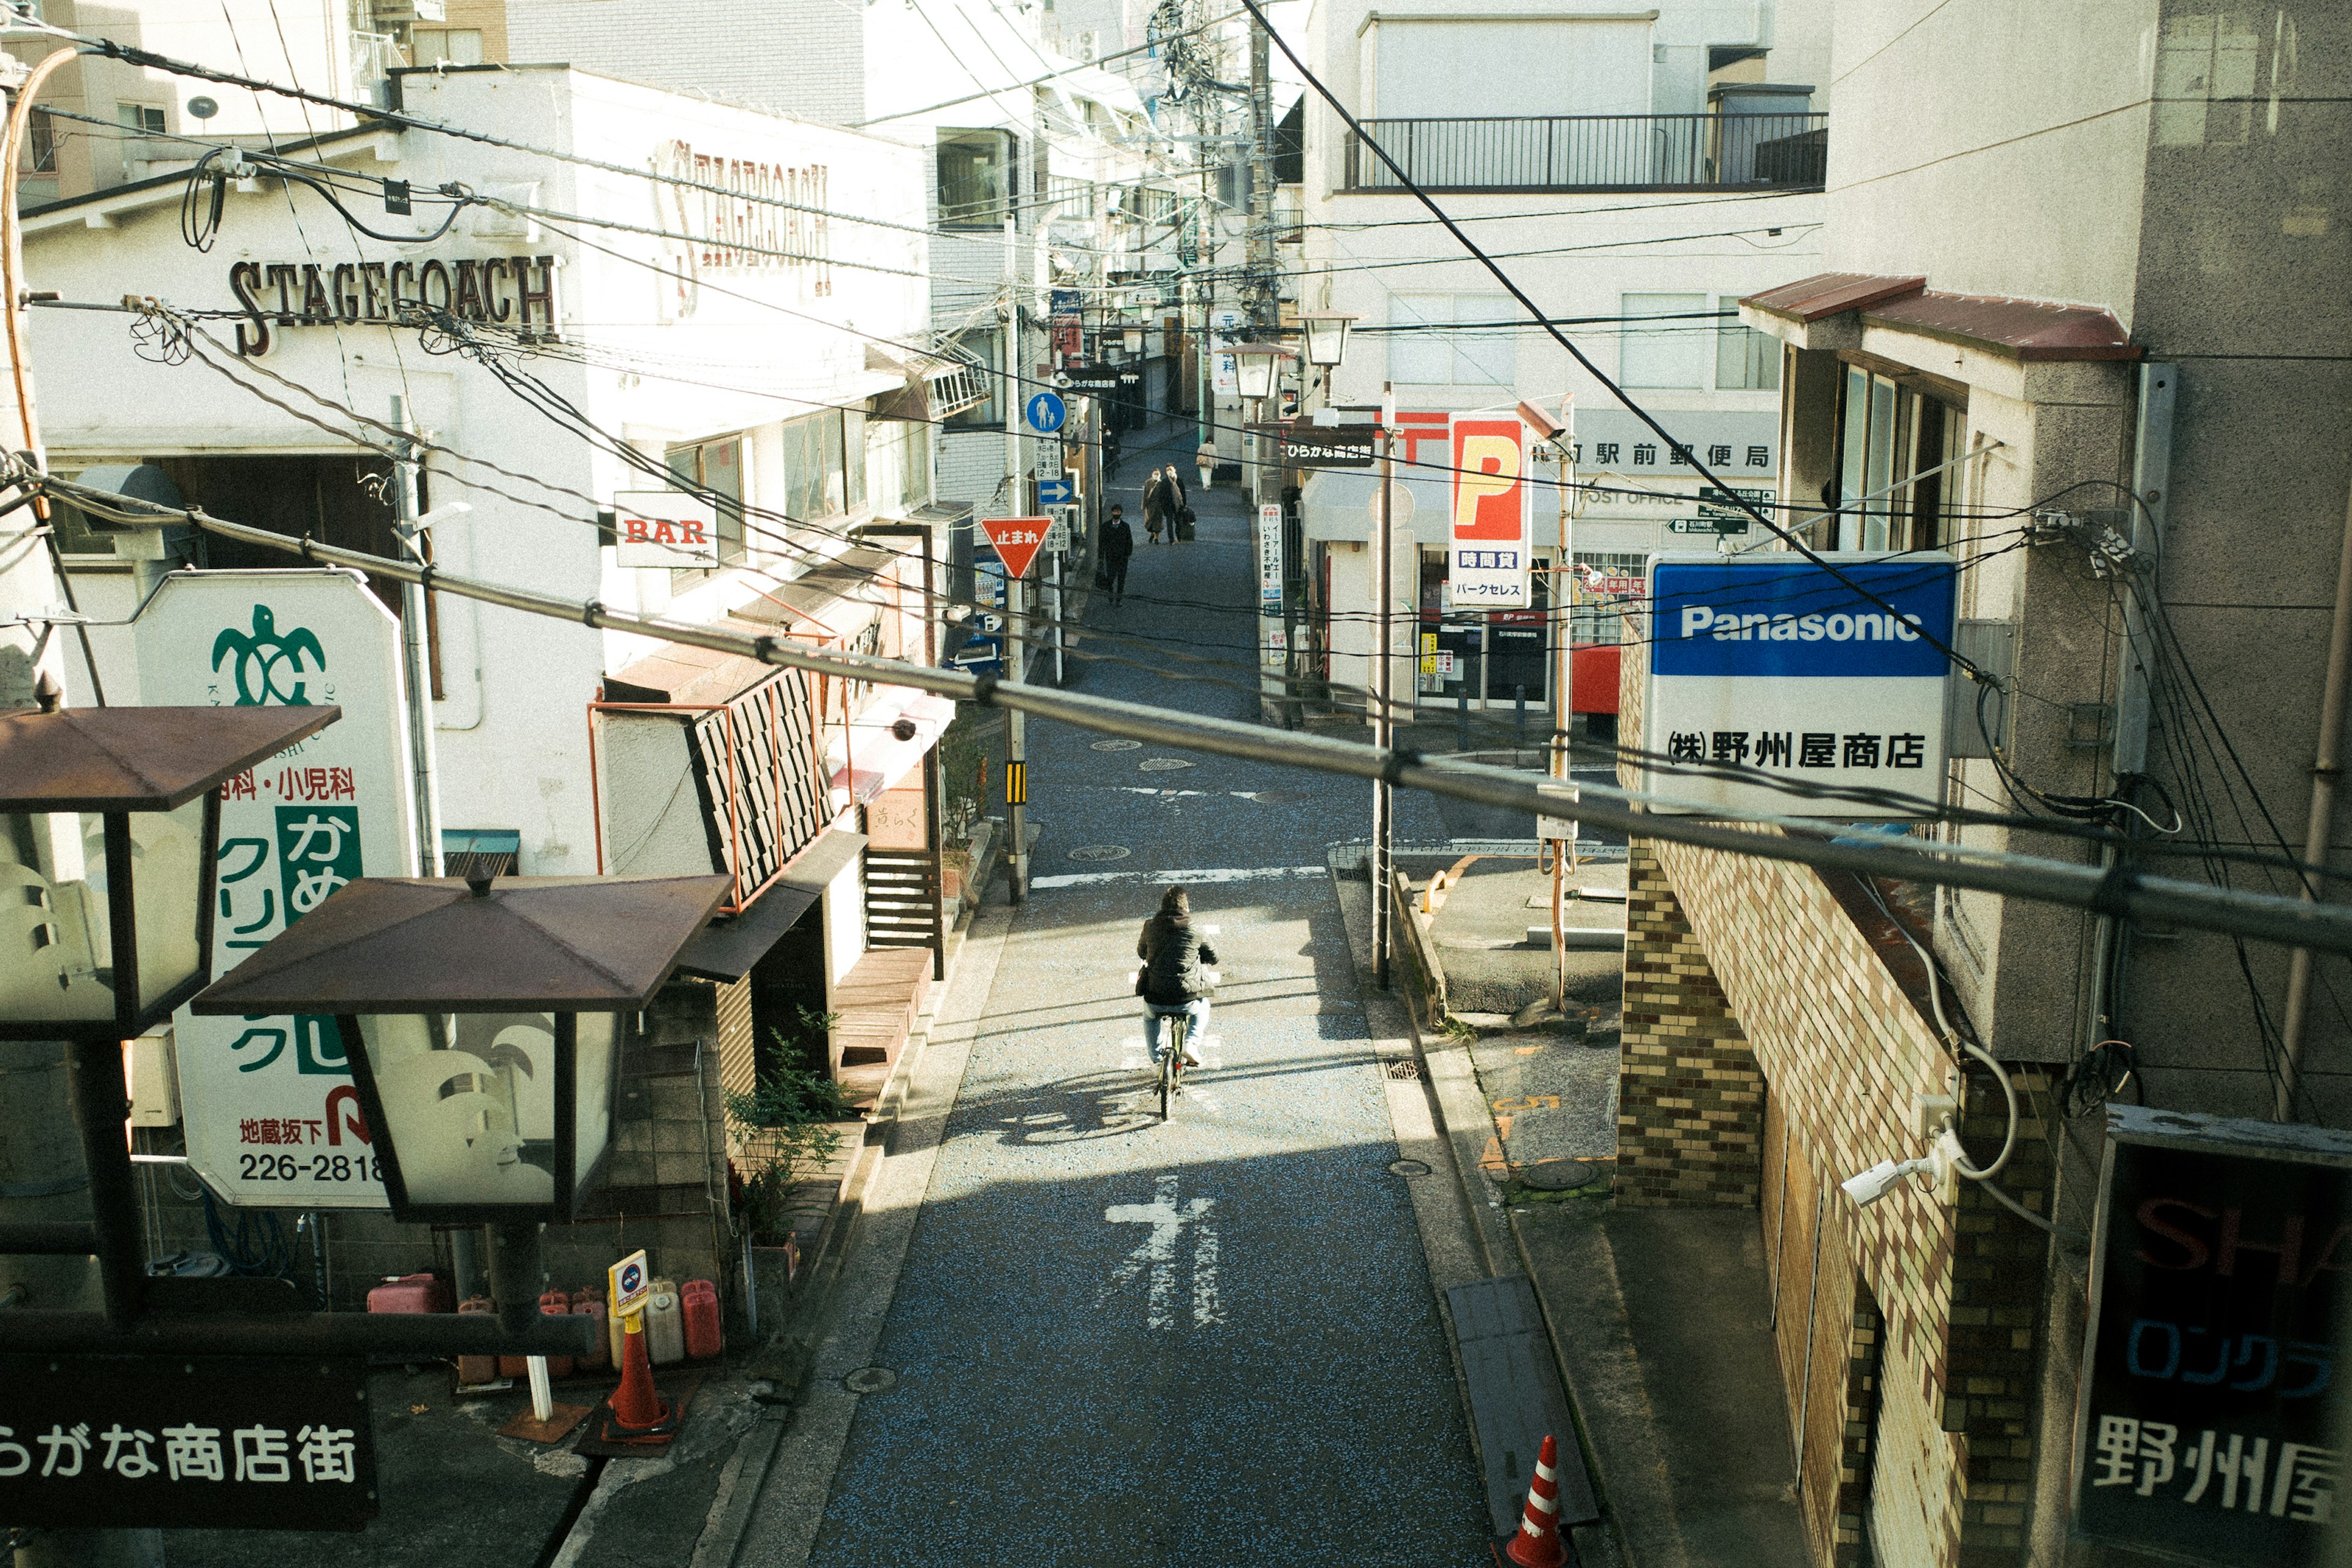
<box><xmin>1641</xmin><ymin>553</ymin><xmax>1958</xmax><ymax>818</ymax></box>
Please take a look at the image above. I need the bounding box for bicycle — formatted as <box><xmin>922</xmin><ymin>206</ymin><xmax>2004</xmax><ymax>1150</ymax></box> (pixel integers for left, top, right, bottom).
<box><xmin>1156</xmin><ymin>1011</ymin><xmax>1188</xmax><ymax>1121</ymax></box>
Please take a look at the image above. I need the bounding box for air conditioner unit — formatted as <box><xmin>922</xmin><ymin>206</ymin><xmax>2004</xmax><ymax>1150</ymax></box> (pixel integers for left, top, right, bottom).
<box><xmin>1077</xmin><ymin>30</ymin><xmax>1098</xmax><ymax>59</ymax></box>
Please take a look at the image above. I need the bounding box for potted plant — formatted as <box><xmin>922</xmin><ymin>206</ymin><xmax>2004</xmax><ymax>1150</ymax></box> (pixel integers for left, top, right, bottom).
<box><xmin>728</xmin><ymin>1008</ymin><xmax>850</xmax><ymax>1322</ymax></box>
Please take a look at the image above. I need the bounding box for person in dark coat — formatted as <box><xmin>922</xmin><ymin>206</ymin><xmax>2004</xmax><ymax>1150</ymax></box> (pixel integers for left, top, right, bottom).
<box><xmin>1140</xmin><ymin>469</ymin><xmax>1166</xmax><ymax>545</ymax></box>
<box><xmin>1137</xmin><ymin>884</ymin><xmax>1217</xmax><ymax>1067</ymax></box>
<box><xmin>1101</xmin><ymin>505</ymin><xmax>1134</xmax><ymax>606</ymax></box>
<box><xmin>1163</xmin><ymin>466</ymin><xmax>1189</xmax><ymax>537</ymax></box>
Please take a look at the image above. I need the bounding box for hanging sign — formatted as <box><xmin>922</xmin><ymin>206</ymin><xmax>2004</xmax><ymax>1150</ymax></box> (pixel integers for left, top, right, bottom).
<box><xmin>2073</xmin><ymin>1106</ymin><xmax>2351</xmax><ymax>1566</ymax></box>
<box><xmin>611</xmin><ymin>491</ymin><xmax>722</xmax><ymax>569</ymax></box>
<box><xmin>1640</xmin><ymin>553</ymin><xmax>1956</xmax><ymax>819</ymax></box>
<box><xmin>0</xmin><ymin>1354</ymin><xmax>375</xmax><ymax>1530</ymax></box>
<box><xmin>137</xmin><ymin>570</ymin><xmax>419</xmax><ymax>1208</ymax></box>
<box><xmin>1259</xmin><ymin>503</ymin><xmax>1285</xmax><ymax>669</ymax></box>
<box><xmin>1251</xmin><ymin>422</ymin><xmax>1381</xmax><ymax>469</ymax></box>
<box><xmin>977</xmin><ymin>516</ymin><xmax>1050</xmax><ymax>579</ymax></box>
<box><xmin>1450</xmin><ymin>416</ymin><xmax>1532</xmax><ymax>608</ymax></box>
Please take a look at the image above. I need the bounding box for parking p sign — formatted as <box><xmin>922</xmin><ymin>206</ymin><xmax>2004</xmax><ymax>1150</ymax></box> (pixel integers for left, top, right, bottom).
<box><xmin>1640</xmin><ymin>553</ymin><xmax>1957</xmax><ymax>819</ymax></box>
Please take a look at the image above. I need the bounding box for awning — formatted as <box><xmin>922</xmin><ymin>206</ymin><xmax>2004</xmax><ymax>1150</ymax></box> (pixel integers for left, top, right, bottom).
<box><xmin>1299</xmin><ymin>465</ymin><xmax>1450</xmax><ymax>543</ymax></box>
<box><xmin>829</xmin><ymin>687</ymin><xmax>954</xmax><ymax>805</ymax></box>
<box><xmin>670</xmin><ymin>827</ymin><xmax>867</xmax><ymax>982</ymax></box>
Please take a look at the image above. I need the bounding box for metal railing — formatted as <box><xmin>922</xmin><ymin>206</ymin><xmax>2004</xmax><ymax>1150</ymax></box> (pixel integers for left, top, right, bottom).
<box><xmin>1342</xmin><ymin>112</ymin><xmax>1827</xmax><ymax>192</ymax></box>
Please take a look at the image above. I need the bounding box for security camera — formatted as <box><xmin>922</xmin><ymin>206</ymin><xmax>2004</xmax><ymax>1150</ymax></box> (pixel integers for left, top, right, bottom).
<box><xmin>1516</xmin><ymin>400</ymin><xmax>1568</xmax><ymax>445</ymax></box>
<box><xmin>1842</xmin><ymin>1158</ymin><xmax>1921</xmax><ymax>1208</ymax></box>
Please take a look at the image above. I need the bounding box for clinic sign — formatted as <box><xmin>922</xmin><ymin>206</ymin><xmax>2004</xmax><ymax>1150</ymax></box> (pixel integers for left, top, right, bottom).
<box><xmin>1450</xmin><ymin>417</ymin><xmax>1532</xmax><ymax>608</ymax></box>
<box><xmin>2073</xmin><ymin>1107</ymin><xmax>2349</xmax><ymax>1566</ymax></box>
<box><xmin>1640</xmin><ymin>554</ymin><xmax>1956</xmax><ymax>817</ymax></box>
<box><xmin>137</xmin><ymin>571</ymin><xmax>418</xmax><ymax>1208</ymax></box>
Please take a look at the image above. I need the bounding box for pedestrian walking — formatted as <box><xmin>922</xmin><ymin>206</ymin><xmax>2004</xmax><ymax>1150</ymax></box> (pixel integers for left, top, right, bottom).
<box><xmin>1102</xmin><ymin>424</ymin><xmax>1121</xmax><ymax>480</ymax></box>
<box><xmin>1165</xmin><ymin>465</ymin><xmax>1194</xmax><ymax>542</ymax></box>
<box><xmin>1141</xmin><ymin>467</ymin><xmax>1167</xmax><ymax>545</ymax></box>
<box><xmin>1101</xmin><ymin>505</ymin><xmax>1134</xmax><ymax>606</ymax></box>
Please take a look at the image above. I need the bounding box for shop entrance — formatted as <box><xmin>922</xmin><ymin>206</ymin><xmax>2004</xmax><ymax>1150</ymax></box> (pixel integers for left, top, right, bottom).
<box><xmin>749</xmin><ymin>903</ymin><xmax>830</xmax><ymax>1080</ymax></box>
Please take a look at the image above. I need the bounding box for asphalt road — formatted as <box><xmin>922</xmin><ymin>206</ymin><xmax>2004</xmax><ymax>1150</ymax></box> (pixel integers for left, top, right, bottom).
<box><xmin>801</xmin><ymin>423</ymin><xmax>1490</xmax><ymax>1566</ymax></box>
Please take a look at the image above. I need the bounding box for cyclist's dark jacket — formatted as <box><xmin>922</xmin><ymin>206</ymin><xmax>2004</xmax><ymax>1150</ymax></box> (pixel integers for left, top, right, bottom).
<box><xmin>1138</xmin><ymin>914</ymin><xmax>1218</xmax><ymax>1006</ymax></box>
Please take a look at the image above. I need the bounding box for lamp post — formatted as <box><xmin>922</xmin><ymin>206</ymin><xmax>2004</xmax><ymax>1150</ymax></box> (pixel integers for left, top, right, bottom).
<box><xmin>1296</xmin><ymin>310</ymin><xmax>1357</xmax><ymax>379</ymax></box>
<box><xmin>1520</xmin><ymin>398</ymin><xmax>1577</xmax><ymax>1011</ymax></box>
<box><xmin>0</xmin><ymin>697</ymin><xmax>341</xmax><ymax>1328</ymax></box>
<box><xmin>192</xmin><ymin>870</ymin><xmax>731</xmax><ymax>1335</ymax></box>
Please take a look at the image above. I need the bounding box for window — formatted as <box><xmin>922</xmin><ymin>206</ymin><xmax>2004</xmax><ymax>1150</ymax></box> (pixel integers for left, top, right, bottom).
<box><xmin>410</xmin><ymin>28</ymin><xmax>486</xmax><ymax>66</ymax></box>
<box><xmin>1387</xmin><ymin>293</ymin><xmax>1515</xmax><ymax>387</ymax></box>
<box><xmin>25</xmin><ymin>107</ymin><xmax>55</xmax><ymax>173</ymax></box>
<box><xmin>1619</xmin><ymin>293</ymin><xmax>1709</xmax><ymax>388</ymax></box>
<box><xmin>937</xmin><ymin>129</ymin><xmax>1014</xmax><ymax>226</ymax></box>
<box><xmin>666</xmin><ymin>435</ymin><xmax>746</xmax><ymax>571</ymax></box>
<box><xmin>116</xmin><ymin>103</ymin><xmax>165</xmax><ymax>136</ymax></box>
<box><xmin>943</xmin><ymin>330</ymin><xmax>1000</xmax><ymax>428</ymax></box>
<box><xmin>1832</xmin><ymin>364</ymin><xmax>1964</xmax><ymax>552</ymax></box>
<box><xmin>779</xmin><ymin>409</ymin><xmax>865</xmax><ymax>526</ymax></box>
<box><xmin>1714</xmin><ymin>296</ymin><xmax>1780</xmax><ymax>391</ymax></box>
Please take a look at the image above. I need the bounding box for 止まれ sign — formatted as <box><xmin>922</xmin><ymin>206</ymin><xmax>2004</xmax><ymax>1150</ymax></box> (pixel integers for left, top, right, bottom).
<box><xmin>137</xmin><ymin>570</ymin><xmax>419</xmax><ymax>1208</ymax></box>
<box><xmin>611</xmin><ymin>491</ymin><xmax>723</xmax><ymax>569</ymax></box>
<box><xmin>0</xmin><ymin>1354</ymin><xmax>374</xmax><ymax>1531</ymax></box>
<box><xmin>2073</xmin><ymin>1107</ymin><xmax>2351</xmax><ymax>1566</ymax></box>
<box><xmin>1640</xmin><ymin>554</ymin><xmax>1957</xmax><ymax>818</ymax></box>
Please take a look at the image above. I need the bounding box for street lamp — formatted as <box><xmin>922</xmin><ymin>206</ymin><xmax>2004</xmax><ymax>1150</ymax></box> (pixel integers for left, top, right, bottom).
<box><xmin>1228</xmin><ymin>339</ymin><xmax>1292</xmax><ymax>402</ymax></box>
<box><xmin>1296</xmin><ymin>310</ymin><xmax>1358</xmax><ymax>369</ymax></box>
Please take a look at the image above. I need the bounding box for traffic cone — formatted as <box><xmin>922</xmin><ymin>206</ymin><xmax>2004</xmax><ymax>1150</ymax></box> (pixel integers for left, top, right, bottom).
<box><xmin>1501</xmin><ymin>1434</ymin><xmax>1569</xmax><ymax>1568</ymax></box>
<box><xmin>601</xmin><ymin>1318</ymin><xmax>674</xmax><ymax>1437</ymax></box>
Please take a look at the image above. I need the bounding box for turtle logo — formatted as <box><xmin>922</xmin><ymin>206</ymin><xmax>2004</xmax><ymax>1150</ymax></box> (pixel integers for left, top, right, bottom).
<box><xmin>211</xmin><ymin>604</ymin><xmax>326</xmax><ymax>706</ymax></box>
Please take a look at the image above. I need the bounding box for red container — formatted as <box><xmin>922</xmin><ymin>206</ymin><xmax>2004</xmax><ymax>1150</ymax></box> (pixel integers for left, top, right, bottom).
<box><xmin>571</xmin><ymin>1295</ymin><xmax>609</xmax><ymax>1371</ymax></box>
<box><xmin>535</xmin><ymin>1291</ymin><xmax>575</xmax><ymax>1377</ymax></box>
<box><xmin>455</xmin><ymin>1296</ymin><xmax>498</xmax><ymax>1385</ymax></box>
<box><xmin>681</xmin><ymin>1278</ymin><xmax>722</xmax><ymax>1361</ymax></box>
<box><xmin>366</xmin><ymin>1272</ymin><xmax>451</xmax><ymax>1315</ymax></box>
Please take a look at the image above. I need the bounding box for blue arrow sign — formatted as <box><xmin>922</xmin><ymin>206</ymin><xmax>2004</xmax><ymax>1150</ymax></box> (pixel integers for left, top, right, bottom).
<box><xmin>1025</xmin><ymin>391</ymin><xmax>1067</xmax><ymax>433</ymax></box>
<box><xmin>1036</xmin><ymin>478</ymin><xmax>1074</xmax><ymax>505</ymax></box>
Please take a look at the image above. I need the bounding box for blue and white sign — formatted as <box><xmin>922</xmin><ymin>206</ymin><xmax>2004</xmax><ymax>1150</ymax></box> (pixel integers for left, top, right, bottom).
<box><xmin>1025</xmin><ymin>391</ymin><xmax>1067</xmax><ymax>433</ymax></box>
<box><xmin>1036</xmin><ymin>477</ymin><xmax>1074</xmax><ymax>506</ymax></box>
<box><xmin>1641</xmin><ymin>553</ymin><xmax>1958</xmax><ymax>818</ymax></box>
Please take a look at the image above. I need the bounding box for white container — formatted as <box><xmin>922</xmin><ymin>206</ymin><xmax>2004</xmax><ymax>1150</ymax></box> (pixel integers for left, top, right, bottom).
<box><xmin>644</xmin><ymin>1281</ymin><xmax>685</xmax><ymax>1366</ymax></box>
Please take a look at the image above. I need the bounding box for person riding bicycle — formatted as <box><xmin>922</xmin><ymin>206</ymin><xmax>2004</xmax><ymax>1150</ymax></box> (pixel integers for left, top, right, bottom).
<box><xmin>1137</xmin><ymin>885</ymin><xmax>1216</xmax><ymax>1068</ymax></box>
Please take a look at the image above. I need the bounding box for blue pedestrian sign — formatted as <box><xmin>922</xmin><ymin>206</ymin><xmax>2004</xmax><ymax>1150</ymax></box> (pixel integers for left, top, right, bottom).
<box><xmin>1036</xmin><ymin>477</ymin><xmax>1074</xmax><ymax>506</ymax></box>
<box><xmin>1025</xmin><ymin>391</ymin><xmax>1066</xmax><ymax>433</ymax></box>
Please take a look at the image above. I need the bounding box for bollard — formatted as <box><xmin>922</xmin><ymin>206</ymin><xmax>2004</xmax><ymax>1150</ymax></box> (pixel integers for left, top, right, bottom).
<box><xmin>1457</xmin><ymin>683</ymin><xmax>1470</xmax><ymax>751</ymax></box>
<box><xmin>1515</xmin><ymin>684</ymin><xmax>1528</xmax><ymax>744</ymax></box>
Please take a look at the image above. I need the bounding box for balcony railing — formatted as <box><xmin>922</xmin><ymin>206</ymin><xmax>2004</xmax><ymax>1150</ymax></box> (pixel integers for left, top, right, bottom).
<box><xmin>1342</xmin><ymin>112</ymin><xmax>1827</xmax><ymax>193</ymax></box>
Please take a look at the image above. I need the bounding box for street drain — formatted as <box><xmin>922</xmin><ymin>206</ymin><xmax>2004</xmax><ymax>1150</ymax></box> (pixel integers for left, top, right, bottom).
<box><xmin>842</xmin><ymin>1366</ymin><xmax>899</xmax><ymax>1395</ymax></box>
<box><xmin>1521</xmin><ymin>1159</ymin><xmax>1599</xmax><ymax>1192</ymax></box>
<box><xmin>1389</xmin><ymin>1158</ymin><xmax>1433</xmax><ymax>1177</ymax></box>
<box><xmin>1067</xmin><ymin>844</ymin><xmax>1132</xmax><ymax>862</ymax></box>
<box><xmin>1138</xmin><ymin>758</ymin><xmax>1195</xmax><ymax>772</ymax></box>
<box><xmin>1091</xmin><ymin>738</ymin><xmax>1142</xmax><ymax>752</ymax></box>
<box><xmin>1386</xmin><ymin>1060</ymin><xmax>1422</xmax><ymax>1080</ymax></box>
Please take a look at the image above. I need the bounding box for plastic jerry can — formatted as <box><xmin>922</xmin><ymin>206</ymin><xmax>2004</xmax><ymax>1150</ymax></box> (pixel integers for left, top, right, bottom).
<box><xmin>367</xmin><ymin>1272</ymin><xmax>452</xmax><ymax>1314</ymax></box>
<box><xmin>535</xmin><ymin>1291</ymin><xmax>575</xmax><ymax>1377</ymax></box>
<box><xmin>455</xmin><ymin>1296</ymin><xmax>498</xmax><ymax>1385</ymax></box>
<box><xmin>644</xmin><ymin>1280</ymin><xmax>685</xmax><ymax>1366</ymax></box>
<box><xmin>681</xmin><ymin>1279</ymin><xmax>722</xmax><ymax>1361</ymax></box>
<box><xmin>572</xmin><ymin>1294</ymin><xmax>609</xmax><ymax>1371</ymax></box>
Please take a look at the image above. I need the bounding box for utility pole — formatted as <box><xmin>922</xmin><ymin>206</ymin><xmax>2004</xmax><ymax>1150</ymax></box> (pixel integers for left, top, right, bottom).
<box><xmin>390</xmin><ymin>396</ymin><xmax>444</xmax><ymax>879</ymax></box>
<box><xmin>1002</xmin><ymin>208</ymin><xmax>1028</xmax><ymax>903</ymax></box>
<box><xmin>1372</xmin><ymin>383</ymin><xmax>1395</xmax><ymax>989</ymax></box>
<box><xmin>1247</xmin><ymin>14</ymin><xmax>1274</xmax><ymax>337</ymax></box>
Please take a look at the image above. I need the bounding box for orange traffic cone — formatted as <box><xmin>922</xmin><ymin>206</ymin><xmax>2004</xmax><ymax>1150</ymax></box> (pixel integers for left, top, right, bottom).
<box><xmin>597</xmin><ymin>1319</ymin><xmax>677</xmax><ymax>1442</ymax></box>
<box><xmin>1501</xmin><ymin>1434</ymin><xmax>1569</xmax><ymax>1568</ymax></box>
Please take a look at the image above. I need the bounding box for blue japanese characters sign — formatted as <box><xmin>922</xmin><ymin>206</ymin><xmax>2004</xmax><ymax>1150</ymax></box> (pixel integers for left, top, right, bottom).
<box><xmin>0</xmin><ymin>1354</ymin><xmax>374</xmax><ymax>1530</ymax></box>
<box><xmin>1640</xmin><ymin>553</ymin><xmax>1958</xmax><ymax>818</ymax></box>
<box><xmin>2074</xmin><ymin>1107</ymin><xmax>2350</xmax><ymax>1566</ymax></box>
<box><xmin>136</xmin><ymin>571</ymin><xmax>418</xmax><ymax>1209</ymax></box>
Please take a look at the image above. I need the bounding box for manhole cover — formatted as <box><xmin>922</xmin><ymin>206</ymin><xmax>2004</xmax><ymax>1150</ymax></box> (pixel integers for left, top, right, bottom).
<box><xmin>1067</xmin><ymin>844</ymin><xmax>1132</xmax><ymax>862</ymax></box>
<box><xmin>1138</xmin><ymin>758</ymin><xmax>1195</xmax><ymax>772</ymax></box>
<box><xmin>842</xmin><ymin>1366</ymin><xmax>899</xmax><ymax>1395</ymax></box>
<box><xmin>1385</xmin><ymin>1060</ymin><xmax>1422</xmax><ymax>1080</ymax></box>
<box><xmin>1389</xmin><ymin>1158</ymin><xmax>1433</xmax><ymax>1177</ymax></box>
<box><xmin>1521</xmin><ymin>1159</ymin><xmax>1599</xmax><ymax>1191</ymax></box>
<box><xmin>1091</xmin><ymin>738</ymin><xmax>1142</xmax><ymax>752</ymax></box>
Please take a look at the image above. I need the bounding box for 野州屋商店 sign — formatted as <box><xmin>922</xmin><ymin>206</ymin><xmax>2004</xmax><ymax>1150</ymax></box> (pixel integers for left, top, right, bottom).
<box><xmin>1450</xmin><ymin>416</ymin><xmax>1532</xmax><ymax>609</ymax></box>
<box><xmin>2073</xmin><ymin>1106</ymin><xmax>2352</xmax><ymax>1567</ymax></box>
<box><xmin>612</xmin><ymin>491</ymin><xmax>723</xmax><ymax>569</ymax></box>
<box><xmin>137</xmin><ymin>570</ymin><xmax>419</xmax><ymax>1209</ymax></box>
<box><xmin>1640</xmin><ymin>554</ymin><xmax>1957</xmax><ymax>818</ymax></box>
<box><xmin>228</xmin><ymin>255</ymin><xmax>560</xmax><ymax>357</ymax></box>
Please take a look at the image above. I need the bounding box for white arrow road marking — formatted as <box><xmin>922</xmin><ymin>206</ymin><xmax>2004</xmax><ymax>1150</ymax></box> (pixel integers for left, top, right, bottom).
<box><xmin>1102</xmin><ymin>1174</ymin><xmax>1223</xmax><ymax>1329</ymax></box>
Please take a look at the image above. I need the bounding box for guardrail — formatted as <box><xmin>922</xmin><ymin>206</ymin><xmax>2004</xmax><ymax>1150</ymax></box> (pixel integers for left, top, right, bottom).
<box><xmin>1343</xmin><ymin>112</ymin><xmax>1827</xmax><ymax>192</ymax></box>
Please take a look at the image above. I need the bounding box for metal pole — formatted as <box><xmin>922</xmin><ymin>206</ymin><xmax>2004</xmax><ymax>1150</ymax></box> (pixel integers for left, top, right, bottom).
<box><xmin>1373</xmin><ymin>386</ymin><xmax>1395</xmax><ymax>989</ymax></box>
<box><xmin>2276</xmin><ymin>473</ymin><xmax>2352</xmax><ymax>1118</ymax></box>
<box><xmin>391</xmin><ymin>396</ymin><xmax>444</xmax><ymax>878</ymax></box>
<box><xmin>1004</xmin><ymin>207</ymin><xmax>1028</xmax><ymax>904</ymax></box>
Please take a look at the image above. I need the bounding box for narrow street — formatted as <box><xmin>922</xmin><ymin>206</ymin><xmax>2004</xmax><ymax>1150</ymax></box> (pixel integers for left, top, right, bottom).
<box><xmin>780</xmin><ymin>423</ymin><xmax>1491</xmax><ymax>1564</ymax></box>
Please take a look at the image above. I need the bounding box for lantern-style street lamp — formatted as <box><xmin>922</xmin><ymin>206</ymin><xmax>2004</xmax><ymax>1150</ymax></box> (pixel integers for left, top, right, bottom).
<box><xmin>1296</xmin><ymin>310</ymin><xmax>1359</xmax><ymax>369</ymax></box>
<box><xmin>1227</xmin><ymin>339</ymin><xmax>1292</xmax><ymax>402</ymax></box>
<box><xmin>0</xmin><ymin>697</ymin><xmax>339</xmax><ymax>1039</ymax></box>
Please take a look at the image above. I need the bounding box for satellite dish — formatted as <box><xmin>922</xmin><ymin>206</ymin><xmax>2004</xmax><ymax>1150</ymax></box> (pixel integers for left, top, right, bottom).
<box><xmin>187</xmin><ymin>96</ymin><xmax>219</xmax><ymax>120</ymax></box>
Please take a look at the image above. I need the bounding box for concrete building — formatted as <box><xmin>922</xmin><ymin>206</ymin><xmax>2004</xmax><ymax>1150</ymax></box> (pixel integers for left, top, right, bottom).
<box><xmin>1616</xmin><ymin>4</ymin><xmax>2352</xmax><ymax>1566</ymax></box>
<box><xmin>1290</xmin><ymin>0</ymin><xmax>1829</xmax><ymax>725</ymax></box>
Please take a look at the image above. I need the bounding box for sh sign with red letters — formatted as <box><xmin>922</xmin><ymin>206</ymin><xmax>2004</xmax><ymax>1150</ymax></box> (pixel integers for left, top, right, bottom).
<box><xmin>1450</xmin><ymin>416</ymin><xmax>1531</xmax><ymax>608</ymax></box>
<box><xmin>612</xmin><ymin>491</ymin><xmax>722</xmax><ymax>569</ymax></box>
